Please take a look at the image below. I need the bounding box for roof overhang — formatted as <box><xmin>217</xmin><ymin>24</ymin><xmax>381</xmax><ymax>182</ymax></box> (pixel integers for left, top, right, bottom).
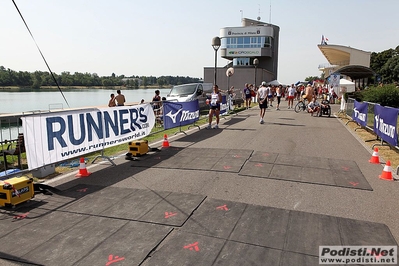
<box><xmin>327</xmin><ymin>65</ymin><xmax>375</xmax><ymax>80</ymax></box>
<box><xmin>317</xmin><ymin>44</ymin><xmax>350</xmax><ymax>65</ymax></box>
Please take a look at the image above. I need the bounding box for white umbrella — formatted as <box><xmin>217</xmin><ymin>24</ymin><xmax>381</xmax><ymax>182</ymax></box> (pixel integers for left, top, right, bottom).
<box><xmin>267</xmin><ymin>80</ymin><xmax>281</xmax><ymax>86</ymax></box>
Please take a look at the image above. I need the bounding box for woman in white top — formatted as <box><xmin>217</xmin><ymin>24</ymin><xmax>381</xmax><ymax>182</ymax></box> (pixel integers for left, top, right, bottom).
<box><xmin>206</xmin><ymin>85</ymin><xmax>222</xmax><ymax>129</ymax></box>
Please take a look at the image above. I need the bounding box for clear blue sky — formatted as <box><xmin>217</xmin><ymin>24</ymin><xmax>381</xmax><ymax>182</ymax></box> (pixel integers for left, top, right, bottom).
<box><xmin>1</xmin><ymin>0</ymin><xmax>398</xmax><ymax>85</ymax></box>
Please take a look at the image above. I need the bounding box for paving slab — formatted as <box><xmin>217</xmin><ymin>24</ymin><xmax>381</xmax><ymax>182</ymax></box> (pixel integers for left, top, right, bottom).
<box><xmin>0</xmin><ymin>212</ymin><xmax>87</xmax><ymax>258</ymax></box>
<box><xmin>0</xmin><ymin>185</ymin><xmax>397</xmax><ymax>265</ymax></box>
<box><xmin>0</xmin><ymin>206</ymin><xmax>50</xmax><ymax>233</ymax></box>
<box><xmin>180</xmin><ymin>156</ymin><xmax>219</xmax><ymax>170</ymax></box>
<box><xmin>329</xmin><ymin>159</ymin><xmax>373</xmax><ymax>190</ymax></box>
<box><xmin>276</xmin><ymin>153</ymin><xmax>330</xmax><ymax>169</ymax></box>
<box><xmin>229</xmin><ymin>204</ymin><xmax>290</xmax><ymax>249</ymax></box>
<box><xmin>339</xmin><ymin>217</ymin><xmax>398</xmax><ymax>246</ymax></box>
<box><xmin>130</xmin><ymin>149</ymin><xmax>180</xmax><ymax>168</ymax></box>
<box><xmin>280</xmin><ymin>251</ymin><xmax>323</xmax><ymax>266</ymax></box>
<box><xmin>248</xmin><ymin>151</ymin><xmax>278</xmax><ymax>163</ymax></box>
<box><xmin>225</xmin><ymin>149</ymin><xmax>252</xmax><ymax>155</ymax></box>
<box><xmin>284</xmin><ymin>210</ymin><xmax>342</xmax><ymax>256</ymax></box>
<box><xmin>211</xmin><ymin>158</ymin><xmax>246</xmax><ymax>172</ymax></box>
<box><xmin>100</xmin><ymin>189</ymin><xmax>171</xmax><ymax>220</ymax></box>
<box><xmin>239</xmin><ymin>152</ymin><xmax>372</xmax><ymax>190</ymax></box>
<box><xmin>153</xmin><ymin>148</ymin><xmax>251</xmax><ymax>172</ymax></box>
<box><xmin>155</xmin><ymin>155</ymin><xmax>197</xmax><ymax>169</ymax></box>
<box><xmin>213</xmin><ymin>241</ymin><xmax>282</xmax><ymax>266</ymax></box>
<box><xmin>139</xmin><ymin>192</ymin><xmax>205</xmax><ymax>226</ymax></box>
<box><xmin>75</xmin><ymin>221</ymin><xmax>172</xmax><ymax>266</ymax></box>
<box><xmin>58</xmin><ymin>183</ymin><xmax>105</xmax><ymax>199</ymax></box>
<box><xmin>181</xmin><ymin>199</ymin><xmax>247</xmax><ymax>239</ymax></box>
<box><xmin>60</xmin><ymin>193</ymin><xmax>123</xmax><ymax>215</ymax></box>
<box><xmin>270</xmin><ymin>164</ymin><xmax>336</xmax><ymax>186</ymax></box>
<box><xmin>35</xmin><ymin>193</ymin><xmax>77</xmax><ymax>211</ymax></box>
<box><xmin>239</xmin><ymin>161</ymin><xmax>274</xmax><ymax>177</ymax></box>
<box><xmin>144</xmin><ymin>230</ymin><xmax>226</xmax><ymax>266</ymax></box>
<box><xmin>89</xmin><ymin>185</ymin><xmax>136</xmax><ymax>199</ymax></box>
<box><xmin>22</xmin><ymin>216</ymin><xmax>128</xmax><ymax>266</ymax></box>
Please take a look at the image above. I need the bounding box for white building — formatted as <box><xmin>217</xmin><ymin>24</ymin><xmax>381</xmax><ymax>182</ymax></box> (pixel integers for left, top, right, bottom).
<box><xmin>204</xmin><ymin>18</ymin><xmax>280</xmax><ymax>91</ymax></box>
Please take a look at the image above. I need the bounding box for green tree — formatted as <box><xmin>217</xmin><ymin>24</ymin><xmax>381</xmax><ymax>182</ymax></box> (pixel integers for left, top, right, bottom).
<box><xmin>370</xmin><ymin>45</ymin><xmax>399</xmax><ymax>83</ymax></box>
<box><xmin>305</xmin><ymin>76</ymin><xmax>320</xmax><ymax>83</ymax></box>
<box><xmin>360</xmin><ymin>85</ymin><xmax>399</xmax><ymax>108</ymax></box>
<box><xmin>32</xmin><ymin>71</ymin><xmax>42</xmax><ymax>89</ymax></box>
<box><xmin>133</xmin><ymin>79</ymin><xmax>139</xmax><ymax>89</ymax></box>
<box><xmin>380</xmin><ymin>54</ymin><xmax>399</xmax><ymax>83</ymax></box>
<box><xmin>142</xmin><ymin>76</ymin><xmax>148</xmax><ymax>87</ymax></box>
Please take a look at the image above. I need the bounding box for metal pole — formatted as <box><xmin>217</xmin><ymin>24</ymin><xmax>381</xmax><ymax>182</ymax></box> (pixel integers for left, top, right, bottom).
<box><xmin>211</xmin><ymin>37</ymin><xmax>221</xmax><ymax>86</ymax></box>
<box><xmin>227</xmin><ymin>75</ymin><xmax>231</xmax><ymax>112</ymax></box>
<box><xmin>214</xmin><ymin>50</ymin><xmax>217</xmax><ymax>85</ymax></box>
<box><xmin>254</xmin><ymin>66</ymin><xmax>257</xmax><ymax>88</ymax></box>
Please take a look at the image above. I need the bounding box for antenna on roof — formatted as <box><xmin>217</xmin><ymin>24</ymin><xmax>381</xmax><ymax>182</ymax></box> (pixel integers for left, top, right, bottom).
<box><xmin>240</xmin><ymin>10</ymin><xmax>243</xmax><ymax>22</ymax></box>
<box><xmin>269</xmin><ymin>0</ymin><xmax>272</xmax><ymax>23</ymax></box>
<box><xmin>257</xmin><ymin>4</ymin><xmax>261</xmax><ymax>21</ymax></box>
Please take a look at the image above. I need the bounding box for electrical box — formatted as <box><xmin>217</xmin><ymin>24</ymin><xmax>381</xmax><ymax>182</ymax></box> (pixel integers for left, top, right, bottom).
<box><xmin>0</xmin><ymin>176</ymin><xmax>35</xmax><ymax>207</ymax></box>
<box><xmin>128</xmin><ymin>140</ymin><xmax>149</xmax><ymax>156</ymax></box>
<box><xmin>32</xmin><ymin>164</ymin><xmax>55</xmax><ymax>178</ymax></box>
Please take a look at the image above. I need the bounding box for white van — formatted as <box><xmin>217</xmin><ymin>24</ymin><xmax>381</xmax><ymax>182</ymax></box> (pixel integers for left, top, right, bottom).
<box><xmin>166</xmin><ymin>83</ymin><xmax>213</xmax><ymax>109</ymax></box>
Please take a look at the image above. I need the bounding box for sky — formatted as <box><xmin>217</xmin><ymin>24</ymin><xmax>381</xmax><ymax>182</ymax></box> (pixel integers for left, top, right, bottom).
<box><xmin>1</xmin><ymin>0</ymin><xmax>399</xmax><ymax>85</ymax></box>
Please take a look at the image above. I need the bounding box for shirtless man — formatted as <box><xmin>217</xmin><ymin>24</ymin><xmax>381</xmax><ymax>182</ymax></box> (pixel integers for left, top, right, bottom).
<box><xmin>108</xmin><ymin>93</ymin><xmax>116</xmax><ymax>107</ymax></box>
<box><xmin>115</xmin><ymin>90</ymin><xmax>126</xmax><ymax>106</ymax></box>
<box><xmin>302</xmin><ymin>84</ymin><xmax>314</xmax><ymax>104</ymax></box>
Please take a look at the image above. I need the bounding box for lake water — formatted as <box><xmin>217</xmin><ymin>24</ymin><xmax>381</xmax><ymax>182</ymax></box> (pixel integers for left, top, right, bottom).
<box><xmin>0</xmin><ymin>87</ymin><xmax>172</xmax><ymax>114</ymax></box>
<box><xmin>0</xmin><ymin>87</ymin><xmax>172</xmax><ymax>140</ymax></box>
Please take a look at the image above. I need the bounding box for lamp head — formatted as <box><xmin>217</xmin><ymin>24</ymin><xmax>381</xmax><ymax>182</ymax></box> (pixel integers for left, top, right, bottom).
<box><xmin>253</xmin><ymin>58</ymin><xmax>259</xmax><ymax>66</ymax></box>
<box><xmin>212</xmin><ymin>36</ymin><xmax>221</xmax><ymax>51</ymax></box>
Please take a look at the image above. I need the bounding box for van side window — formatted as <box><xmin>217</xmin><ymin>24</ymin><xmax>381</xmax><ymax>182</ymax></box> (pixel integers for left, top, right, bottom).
<box><xmin>197</xmin><ymin>84</ymin><xmax>203</xmax><ymax>95</ymax></box>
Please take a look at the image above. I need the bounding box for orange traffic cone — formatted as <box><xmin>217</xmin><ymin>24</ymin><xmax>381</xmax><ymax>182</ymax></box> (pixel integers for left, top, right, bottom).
<box><xmin>162</xmin><ymin>134</ymin><xmax>170</xmax><ymax>148</ymax></box>
<box><xmin>379</xmin><ymin>160</ymin><xmax>393</xmax><ymax>181</ymax></box>
<box><xmin>369</xmin><ymin>147</ymin><xmax>380</xmax><ymax>164</ymax></box>
<box><xmin>75</xmin><ymin>157</ymin><xmax>91</xmax><ymax>177</ymax></box>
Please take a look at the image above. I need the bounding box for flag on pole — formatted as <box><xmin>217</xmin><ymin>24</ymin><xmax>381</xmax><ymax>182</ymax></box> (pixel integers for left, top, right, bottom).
<box><xmin>321</xmin><ymin>35</ymin><xmax>328</xmax><ymax>45</ymax></box>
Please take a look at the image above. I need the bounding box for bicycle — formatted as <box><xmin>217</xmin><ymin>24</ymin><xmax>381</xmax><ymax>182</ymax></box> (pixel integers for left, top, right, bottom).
<box><xmin>294</xmin><ymin>99</ymin><xmax>309</xmax><ymax>113</ymax></box>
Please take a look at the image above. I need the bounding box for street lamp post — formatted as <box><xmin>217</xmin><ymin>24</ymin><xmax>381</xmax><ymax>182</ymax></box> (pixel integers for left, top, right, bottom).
<box><xmin>212</xmin><ymin>37</ymin><xmax>221</xmax><ymax>85</ymax></box>
<box><xmin>253</xmin><ymin>58</ymin><xmax>259</xmax><ymax>87</ymax></box>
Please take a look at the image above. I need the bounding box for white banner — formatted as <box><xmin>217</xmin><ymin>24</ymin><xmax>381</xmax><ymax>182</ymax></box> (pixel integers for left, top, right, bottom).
<box><xmin>21</xmin><ymin>104</ymin><xmax>155</xmax><ymax>170</ymax></box>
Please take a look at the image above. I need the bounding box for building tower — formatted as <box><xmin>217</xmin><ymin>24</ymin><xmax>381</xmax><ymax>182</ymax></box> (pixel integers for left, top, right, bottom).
<box><xmin>204</xmin><ymin>17</ymin><xmax>280</xmax><ymax>91</ymax></box>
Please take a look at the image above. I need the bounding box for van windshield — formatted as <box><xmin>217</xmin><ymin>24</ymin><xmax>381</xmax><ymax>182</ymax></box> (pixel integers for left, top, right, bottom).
<box><xmin>169</xmin><ymin>84</ymin><xmax>197</xmax><ymax>96</ymax></box>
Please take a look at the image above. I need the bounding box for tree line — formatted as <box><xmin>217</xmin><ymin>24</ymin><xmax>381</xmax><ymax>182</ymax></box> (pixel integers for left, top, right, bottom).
<box><xmin>0</xmin><ymin>66</ymin><xmax>201</xmax><ymax>89</ymax></box>
<box><xmin>370</xmin><ymin>45</ymin><xmax>399</xmax><ymax>84</ymax></box>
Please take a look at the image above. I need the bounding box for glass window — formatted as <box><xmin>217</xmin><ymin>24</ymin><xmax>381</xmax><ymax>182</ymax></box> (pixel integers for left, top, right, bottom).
<box><xmin>236</xmin><ymin>38</ymin><xmax>243</xmax><ymax>48</ymax></box>
<box><xmin>264</xmin><ymin>37</ymin><xmax>271</xmax><ymax>47</ymax></box>
<box><xmin>233</xmin><ymin>58</ymin><xmax>250</xmax><ymax>66</ymax></box>
<box><xmin>227</xmin><ymin>38</ymin><xmax>237</xmax><ymax>48</ymax></box>
<box><xmin>221</xmin><ymin>38</ymin><xmax>228</xmax><ymax>47</ymax></box>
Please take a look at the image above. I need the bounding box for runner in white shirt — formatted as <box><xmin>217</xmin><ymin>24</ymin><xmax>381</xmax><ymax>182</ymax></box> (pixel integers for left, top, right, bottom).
<box><xmin>287</xmin><ymin>85</ymin><xmax>296</xmax><ymax>109</ymax></box>
<box><xmin>257</xmin><ymin>82</ymin><xmax>268</xmax><ymax>124</ymax></box>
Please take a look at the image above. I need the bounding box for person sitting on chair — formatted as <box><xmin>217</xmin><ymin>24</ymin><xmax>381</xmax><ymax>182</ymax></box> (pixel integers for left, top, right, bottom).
<box><xmin>307</xmin><ymin>98</ymin><xmax>320</xmax><ymax>116</ymax></box>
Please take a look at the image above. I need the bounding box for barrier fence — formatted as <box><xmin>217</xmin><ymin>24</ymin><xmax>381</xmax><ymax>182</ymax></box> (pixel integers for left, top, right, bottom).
<box><xmin>345</xmin><ymin>97</ymin><xmax>399</xmax><ymax>174</ymax></box>
<box><xmin>0</xmin><ymin>98</ymin><xmax>234</xmax><ymax>177</ymax></box>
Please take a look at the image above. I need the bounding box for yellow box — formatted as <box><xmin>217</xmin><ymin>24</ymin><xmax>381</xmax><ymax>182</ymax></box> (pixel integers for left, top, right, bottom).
<box><xmin>0</xmin><ymin>176</ymin><xmax>35</xmax><ymax>207</ymax></box>
<box><xmin>128</xmin><ymin>140</ymin><xmax>149</xmax><ymax>156</ymax></box>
